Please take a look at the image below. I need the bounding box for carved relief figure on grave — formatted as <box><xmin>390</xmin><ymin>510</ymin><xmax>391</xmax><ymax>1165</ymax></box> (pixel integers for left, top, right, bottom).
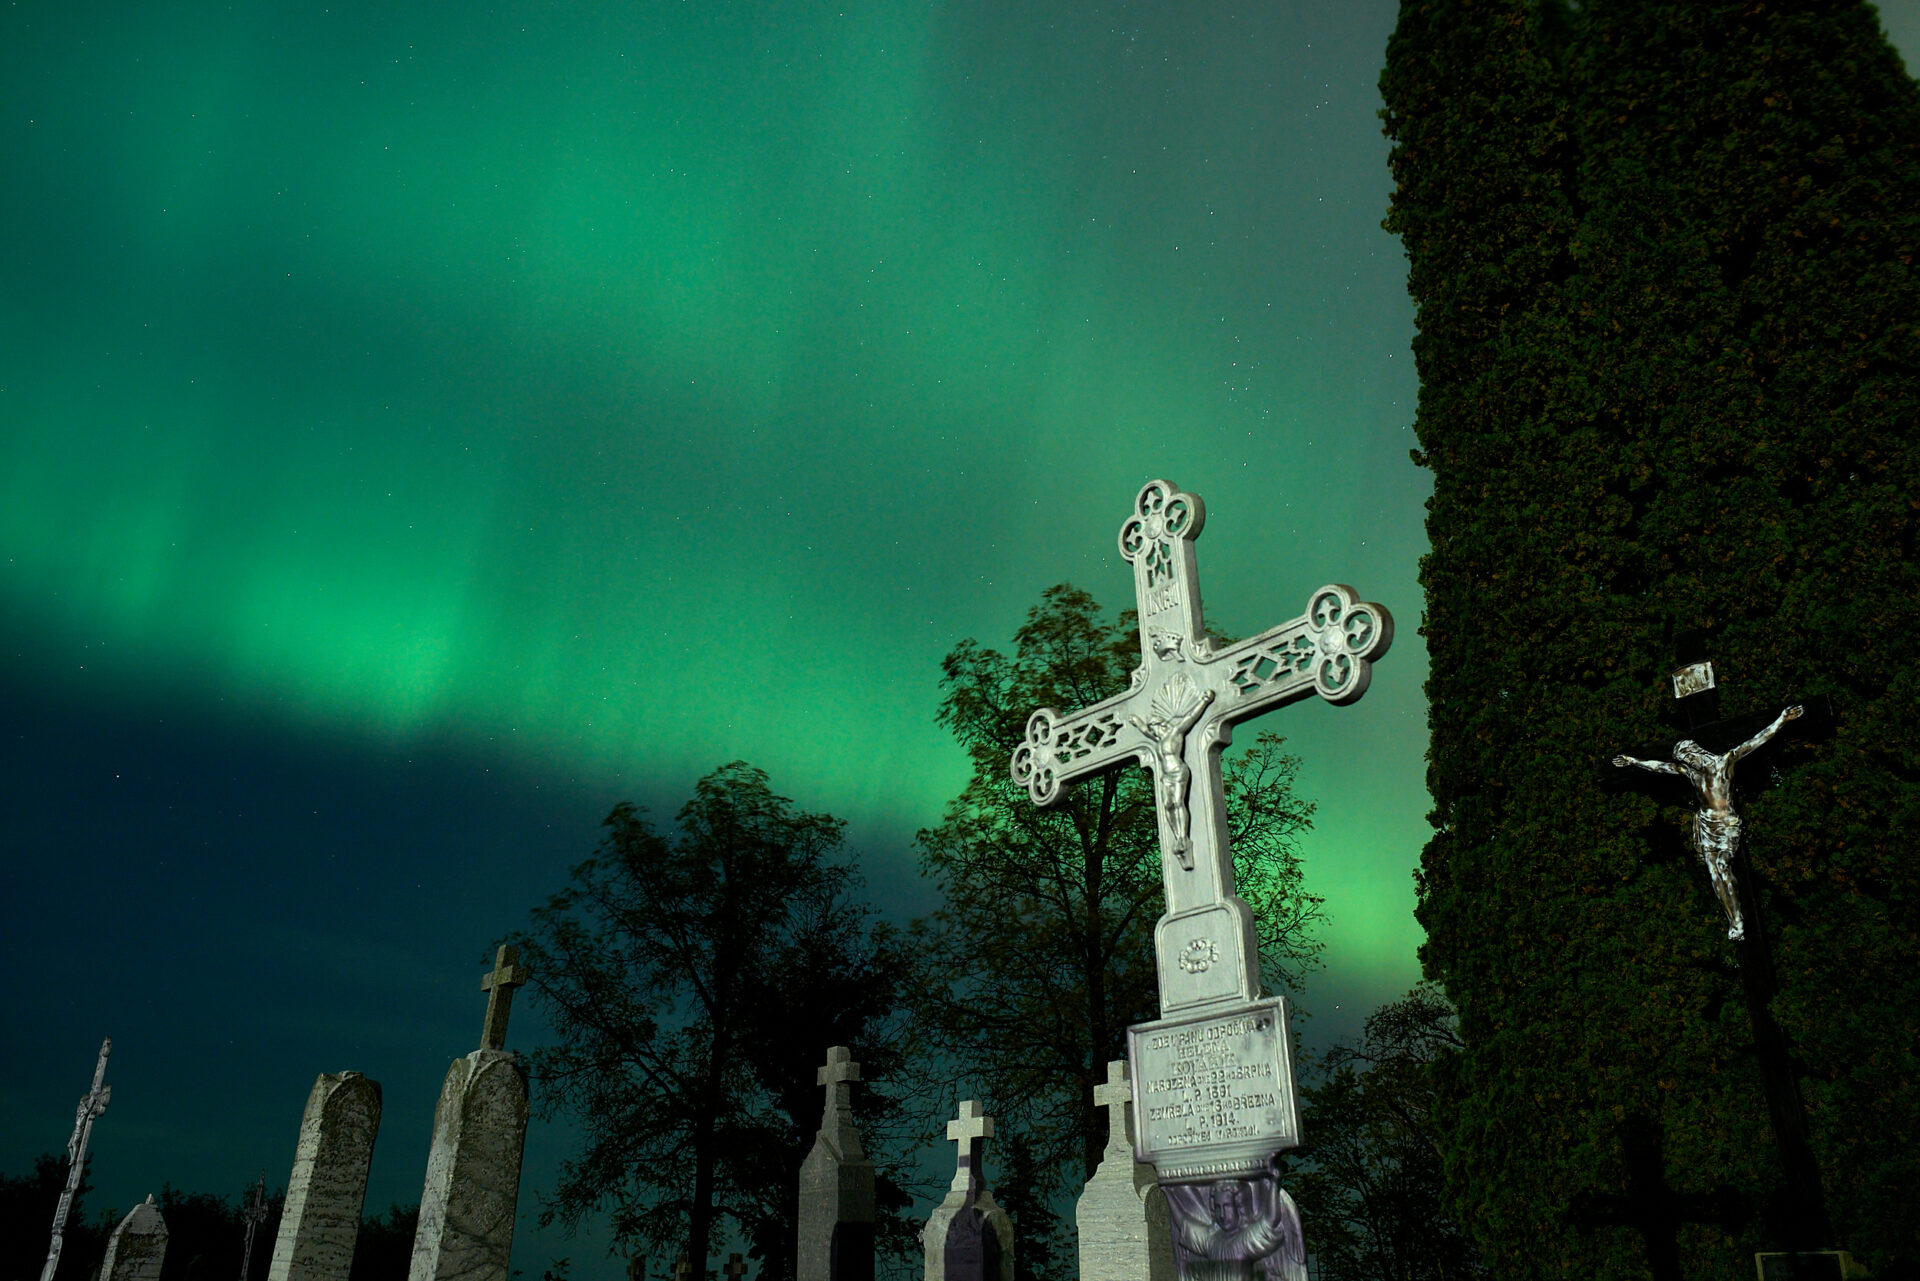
<box><xmin>1161</xmin><ymin>1172</ymin><xmax>1305</xmax><ymax>1281</ymax></box>
<box><xmin>1612</xmin><ymin>704</ymin><xmax>1803</xmax><ymax>941</ymax></box>
<box><xmin>1127</xmin><ymin>675</ymin><xmax>1216</xmax><ymax>869</ymax></box>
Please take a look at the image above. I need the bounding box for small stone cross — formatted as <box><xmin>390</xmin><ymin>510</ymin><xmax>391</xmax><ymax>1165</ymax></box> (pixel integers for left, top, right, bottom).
<box><xmin>479</xmin><ymin>944</ymin><xmax>530</xmax><ymax>1051</ymax></box>
<box><xmin>945</xmin><ymin>1100</ymin><xmax>994</xmax><ymax>1192</ymax></box>
<box><xmin>1093</xmin><ymin>1059</ymin><xmax>1134</xmax><ymax>1155</ymax></box>
<box><xmin>1011</xmin><ymin>479</ymin><xmax>1392</xmax><ymax>1016</ymax></box>
<box><xmin>724</xmin><ymin>1255</ymin><xmax>747</xmax><ymax>1281</ymax></box>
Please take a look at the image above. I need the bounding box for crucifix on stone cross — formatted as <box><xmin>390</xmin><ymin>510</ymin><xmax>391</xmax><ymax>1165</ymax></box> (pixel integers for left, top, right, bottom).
<box><xmin>479</xmin><ymin>945</ymin><xmax>530</xmax><ymax>1051</ymax></box>
<box><xmin>1012</xmin><ymin>479</ymin><xmax>1392</xmax><ymax>1015</ymax></box>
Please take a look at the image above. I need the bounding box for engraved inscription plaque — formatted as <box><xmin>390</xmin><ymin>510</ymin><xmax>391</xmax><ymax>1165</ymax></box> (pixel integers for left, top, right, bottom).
<box><xmin>1126</xmin><ymin>997</ymin><xmax>1300</xmax><ymax>1183</ymax></box>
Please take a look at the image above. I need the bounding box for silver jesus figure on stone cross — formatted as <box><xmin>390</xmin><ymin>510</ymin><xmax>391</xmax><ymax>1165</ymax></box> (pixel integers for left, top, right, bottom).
<box><xmin>1613</xmin><ymin>704</ymin><xmax>1803</xmax><ymax>941</ymax></box>
<box><xmin>1010</xmin><ymin>480</ymin><xmax>1392</xmax><ymax>1281</ymax></box>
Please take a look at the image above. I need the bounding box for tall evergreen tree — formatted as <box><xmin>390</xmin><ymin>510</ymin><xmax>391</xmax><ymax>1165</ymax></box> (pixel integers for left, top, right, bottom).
<box><xmin>1383</xmin><ymin>1</ymin><xmax>1920</xmax><ymax>1277</ymax></box>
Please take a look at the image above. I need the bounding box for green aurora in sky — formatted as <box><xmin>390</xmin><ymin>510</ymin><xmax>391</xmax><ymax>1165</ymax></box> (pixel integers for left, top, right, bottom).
<box><xmin>11</xmin><ymin>0</ymin><xmax>1920</xmax><ymax>1269</ymax></box>
<box><xmin>3</xmin><ymin>0</ymin><xmax>1445</xmax><ymax>978</ymax></box>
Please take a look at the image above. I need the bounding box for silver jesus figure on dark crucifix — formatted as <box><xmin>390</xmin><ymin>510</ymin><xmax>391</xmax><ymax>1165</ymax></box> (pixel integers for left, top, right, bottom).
<box><xmin>1612</xmin><ymin>704</ymin><xmax>1804</xmax><ymax>941</ymax></box>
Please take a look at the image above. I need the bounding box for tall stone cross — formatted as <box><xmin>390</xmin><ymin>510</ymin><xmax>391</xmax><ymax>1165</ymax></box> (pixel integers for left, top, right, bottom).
<box><xmin>41</xmin><ymin>1037</ymin><xmax>112</xmax><ymax>1281</ymax></box>
<box><xmin>1012</xmin><ymin>479</ymin><xmax>1392</xmax><ymax>1016</ymax></box>
<box><xmin>479</xmin><ymin>945</ymin><xmax>530</xmax><ymax>1051</ymax></box>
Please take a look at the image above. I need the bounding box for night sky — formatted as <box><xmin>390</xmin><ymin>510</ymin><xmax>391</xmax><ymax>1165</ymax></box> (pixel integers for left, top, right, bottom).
<box><xmin>7</xmin><ymin>2</ymin><xmax>1918</xmax><ymax>1275</ymax></box>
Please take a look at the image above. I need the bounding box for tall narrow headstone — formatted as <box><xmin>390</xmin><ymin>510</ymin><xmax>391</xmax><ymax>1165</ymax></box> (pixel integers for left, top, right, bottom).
<box><xmin>408</xmin><ymin>945</ymin><xmax>533</xmax><ymax>1281</ymax></box>
<box><xmin>99</xmin><ymin>1195</ymin><xmax>168</xmax><ymax>1281</ymax></box>
<box><xmin>921</xmin><ymin>1102</ymin><xmax>1013</xmax><ymax>1281</ymax></box>
<box><xmin>267</xmin><ymin>1071</ymin><xmax>382</xmax><ymax>1281</ymax></box>
<box><xmin>1077</xmin><ymin>1061</ymin><xmax>1174</xmax><ymax>1281</ymax></box>
<box><xmin>797</xmin><ymin>1046</ymin><xmax>876</xmax><ymax>1281</ymax></box>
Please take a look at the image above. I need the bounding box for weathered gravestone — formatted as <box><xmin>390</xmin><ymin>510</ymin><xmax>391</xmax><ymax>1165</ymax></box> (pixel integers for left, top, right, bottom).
<box><xmin>268</xmin><ymin>1071</ymin><xmax>382</xmax><ymax>1281</ymax></box>
<box><xmin>99</xmin><ymin>1195</ymin><xmax>168</xmax><ymax>1281</ymax></box>
<box><xmin>40</xmin><ymin>1038</ymin><xmax>111</xmax><ymax>1281</ymax></box>
<box><xmin>1012</xmin><ymin>480</ymin><xmax>1393</xmax><ymax>1281</ymax></box>
<box><xmin>409</xmin><ymin>945</ymin><xmax>533</xmax><ymax>1281</ymax></box>
<box><xmin>1078</xmin><ymin>1061</ymin><xmax>1174</xmax><ymax>1281</ymax></box>
<box><xmin>797</xmin><ymin>1046</ymin><xmax>876</xmax><ymax>1281</ymax></box>
<box><xmin>921</xmin><ymin>1101</ymin><xmax>1013</xmax><ymax>1281</ymax></box>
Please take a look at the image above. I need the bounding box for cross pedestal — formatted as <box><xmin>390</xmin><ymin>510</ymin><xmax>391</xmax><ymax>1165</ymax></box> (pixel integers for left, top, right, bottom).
<box><xmin>1012</xmin><ymin>481</ymin><xmax>1383</xmax><ymax>1278</ymax></box>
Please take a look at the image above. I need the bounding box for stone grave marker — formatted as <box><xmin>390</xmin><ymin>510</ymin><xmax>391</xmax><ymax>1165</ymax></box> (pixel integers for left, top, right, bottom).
<box><xmin>921</xmin><ymin>1101</ymin><xmax>1013</xmax><ymax>1281</ymax></box>
<box><xmin>1077</xmin><ymin>1061</ymin><xmax>1174</xmax><ymax>1281</ymax></box>
<box><xmin>408</xmin><ymin>945</ymin><xmax>533</xmax><ymax>1281</ymax></box>
<box><xmin>797</xmin><ymin>1046</ymin><xmax>876</xmax><ymax>1281</ymax></box>
<box><xmin>99</xmin><ymin>1195</ymin><xmax>168</xmax><ymax>1281</ymax></box>
<box><xmin>267</xmin><ymin>1071</ymin><xmax>382</xmax><ymax>1281</ymax></box>
<box><xmin>1013</xmin><ymin>480</ymin><xmax>1391</xmax><ymax>1280</ymax></box>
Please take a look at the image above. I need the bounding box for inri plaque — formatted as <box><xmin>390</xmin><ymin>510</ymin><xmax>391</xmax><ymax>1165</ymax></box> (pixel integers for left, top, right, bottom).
<box><xmin>1126</xmin><ymin>997</ymin><xmax>1300</xmax><ymax>1182</ymax></box>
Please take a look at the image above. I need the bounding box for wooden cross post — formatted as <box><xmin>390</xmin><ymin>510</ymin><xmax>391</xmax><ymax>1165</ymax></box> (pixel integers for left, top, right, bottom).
<box><xmin>1012</xmin><ymin>479</ymin><xmax>1392</xmax><ymax>1016</ymax></box>
<box><xmin>40</xmin><ymin>1038</ymin><xmax>111</xmax><ymax>1281</ymax></box>
<box><xmin>238</xmin><ymin>1171</ymin><xmax>269</xmax><ymax>1281</ymax></box>
<box><xmin>479</xmin><ymin>944</ymin><xmax>530</xmax><ymax>1051</ymax></box>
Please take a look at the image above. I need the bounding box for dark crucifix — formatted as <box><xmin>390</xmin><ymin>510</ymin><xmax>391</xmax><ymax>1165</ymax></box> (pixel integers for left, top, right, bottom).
<box><xmin>1606</xmin><ymin>634</ymin><xmax>1840</xmax><ymax>1267</ymax></box>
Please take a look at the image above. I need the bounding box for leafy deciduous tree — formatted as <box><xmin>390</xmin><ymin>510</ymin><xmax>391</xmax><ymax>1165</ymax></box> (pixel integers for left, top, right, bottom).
<box><xmin>515</xmin><ymin>763</ymin><xmax>913</xmax><ymax>1281</ymax></box>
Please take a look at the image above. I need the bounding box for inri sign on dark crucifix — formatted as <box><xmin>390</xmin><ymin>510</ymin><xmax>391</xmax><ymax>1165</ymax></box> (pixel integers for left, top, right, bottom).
<box><xmin>1011</xmin><ymin>480</ymin><xmax>1392</xmax><ymax>1017</ymax></box>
